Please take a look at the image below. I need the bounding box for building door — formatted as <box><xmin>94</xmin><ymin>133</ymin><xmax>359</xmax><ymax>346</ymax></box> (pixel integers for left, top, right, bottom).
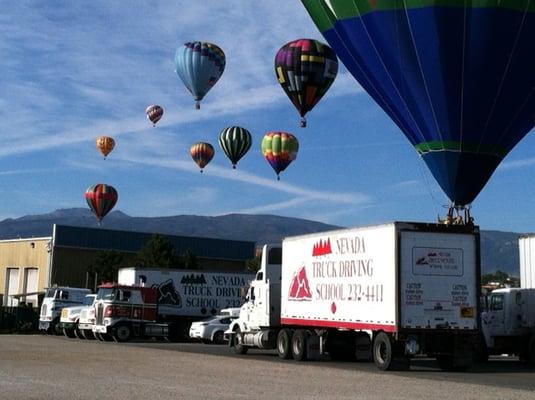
<box><xmin>5</xmin><ymin>268</ymin><xmax>20</xmax><ymax>306</ymax></box>
<box><xmin>24</xmin><ymin>268</ymin><xmax>39</xmax><ymax>307</ymax></box>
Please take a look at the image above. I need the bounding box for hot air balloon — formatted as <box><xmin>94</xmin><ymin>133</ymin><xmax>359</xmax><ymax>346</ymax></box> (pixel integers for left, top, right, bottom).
<box><xmin>85</xmin><ymin>184</ymin><xmax>118</xmax><ymax>225</ymax></box>
<box><xmin>145</xmin><ymin>105</ymin><xmax>163</xmax><ymax>126</ymax></box>
<box><xmin>275</xmin><ymin>38</ymin><xmax>338</xmax><ymax>127</ymax></box>
<box><xmin>302</xmin><ymin>1</ymin><xmax>535</xmax><ymax>219</ymax></box>
<box><xmin>175</xmin><ymin>42</ymin><xmax>226</xmax><ymax>109</ymax></box>
<box><xmin>190</xmin><ymin>142</ymin><xmax>215</xmax><ymax>173</ymax></box>
<box><xmin>95</xmin><ymin>136</ymin><xmax>115</xmax><ymax>159</ymax></box>
<box><xmin>261</xmin><ymin>132</ymin><xmax>299</xmax><ymax>180</ymax></box>
<box><xmin>219</xmin><ymin>126</ymin><xmax>252</xmax><ymax>169</ymax></box>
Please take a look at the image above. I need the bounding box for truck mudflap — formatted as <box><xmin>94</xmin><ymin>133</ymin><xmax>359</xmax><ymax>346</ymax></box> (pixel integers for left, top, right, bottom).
<box><xmin>38</xmin><ymin>320</ymin><xmax>50</xmax><ymax>331</ymax></box>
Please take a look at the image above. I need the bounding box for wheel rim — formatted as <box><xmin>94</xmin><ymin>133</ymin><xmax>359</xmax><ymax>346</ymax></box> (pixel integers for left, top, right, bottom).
<box><xmin>293</xmin><ymin>335</ymin><xmax>303</xmax><ymax>355</ymax></box>
<box><xmin>278</xmin><ymin>334</ymin><xmax>287</xmax><ymax>354</ymax></box>
<box><xmin>376</xmin><ymin>340</ymin><xmax>387</xmax><ymax>364</ymax></box>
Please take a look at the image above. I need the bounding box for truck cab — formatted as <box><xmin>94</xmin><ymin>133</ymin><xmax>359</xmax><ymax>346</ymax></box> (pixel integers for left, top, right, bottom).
<box><xmin>59</xmin><ymin>294</ymin><xmax>96</xmax><ymax>338</ymax></box>
<box><xmin>226</xmin><ymin>244</ymin><xmax>282</xmax><ymax>351</ymax></box>
<box><xmin>39</xmin><ymin>287</ymin><xmax>92</xmax><ymax>335</ymax></box>
<box><xmin>92</xmin><ymin>283</ymin><xmax>160</xmax><ymax>342</ymax></box>
<box><xmin>481</xmin><ymin>288</ymin><xmax>535</xmax><ymax>361</ymax></box>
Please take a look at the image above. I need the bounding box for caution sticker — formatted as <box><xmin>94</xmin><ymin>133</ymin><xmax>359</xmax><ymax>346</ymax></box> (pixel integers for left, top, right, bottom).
<box><xmin>460</xmin><ymin>307</ymin><xmax>474</xmax><ymax>318</ymax></box>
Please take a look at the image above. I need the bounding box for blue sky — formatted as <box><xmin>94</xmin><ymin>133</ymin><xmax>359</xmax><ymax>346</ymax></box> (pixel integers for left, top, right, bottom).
<box><xmin>1</xmin><ymin>1</ymin><xmax>535</xmax><ymax>233</ymax></box>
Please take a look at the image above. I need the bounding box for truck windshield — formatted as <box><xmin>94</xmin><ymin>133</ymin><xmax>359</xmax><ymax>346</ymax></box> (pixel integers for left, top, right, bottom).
<box><xmin>45</xmin><ymin>289</ymin><xmax>56</xmax><ymax>298</ymax></box>
<box><xmin>83</xmin><ymin>296</ymin><xmax>95</xmax><ymax>306</ymax></box>
<box><xmin>96</xmin><ymin>288</ymin><xmax>116</xmax><ymax>301</ymax></box>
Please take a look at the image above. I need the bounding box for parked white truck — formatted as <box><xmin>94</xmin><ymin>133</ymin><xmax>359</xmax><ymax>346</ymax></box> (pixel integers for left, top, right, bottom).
<box><xmin>59</xmin><ymin>294</ymin><xmax>96</xmax><ymax>338</ymax></box>
<box><xmin>480</xmin><ymin>288</ymin><xmax>535</xmax><ymax>362</ymax></box>
<box><xmin>91</xmin><ymin>268</ymin><xmax>254</xmax><ymax>342</ymax></box>
<box><xmin>226</xmin><ymin>222</ymin><xmax>481</xmax><ymax>371</ymax></box>
<box><xmin>39</xmin><ymin>287</ymin><xmax>92</xmax><ymax>335</ymax></box>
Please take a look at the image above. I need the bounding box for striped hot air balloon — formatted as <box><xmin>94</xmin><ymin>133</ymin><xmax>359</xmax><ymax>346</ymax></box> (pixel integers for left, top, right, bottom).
<box><xmin>218</xmin><ymin>126</ymin><xmax>252</xmax><ymax>169</ymax></box>
<box><xmin>95</xmin><ymin>136</ymin><xmax>115</xmax><ymax>159</ymax></box>
<box><xmin>261</xmin><ymin>132</ymin><xmax>299</xmax><ymax>180</ymax></box>
<box><xmin>85</xmin><ymin>184</ymin><xmax>118</xmax><ymax>225</ymax></box>
<box><xmin>190</xmin><ymin>142</ymin><xmax>215</xmax><ymax>173</ymax></box>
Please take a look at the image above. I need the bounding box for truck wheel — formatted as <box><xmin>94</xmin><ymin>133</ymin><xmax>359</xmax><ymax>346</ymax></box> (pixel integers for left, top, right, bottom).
<box><xmin>112</xmin><ymin>323</ymin><xmax>132</xmax><ymax>343</ymax></box>
<box><xmin>213</xmin><ymin>331</ymin><xmax>225</xmax><ymax>345</ymax></box>
<box><xmin>233</xmin><ymin>327</ymin><xmax>248</xmax><ymax>355</ymax></box>
<box><xmin>291</xmin><ymin>329</ymin><xmax>307</xmax><ymax>361</ymax></box>
<box><xmin>63</xmin><ymin>328</ymin><xmax>76</xmax><ymax>338</ymax></box>
<box><xmin>373</xmin><ymin>332</ymin><xmax>394</xmax><ymax>370</ymax></box>
<box><xmin>277</xmin><ymin>329</ymin><xmax>293</xmax><ymax>360</ymax></box>
<box><xmin>52</xmin><ymin>319</ymin><xmax>63</xmax><ymax>336</ymax></box>
<box><xmin>74</xmin><ymin>327</ymin><xmax>85</xmax><ymax>340</ymax></box>
<box><xmin>81</xmin><ymin>330</ymin><xmax>95</xmax><ymax>340</ymax></box>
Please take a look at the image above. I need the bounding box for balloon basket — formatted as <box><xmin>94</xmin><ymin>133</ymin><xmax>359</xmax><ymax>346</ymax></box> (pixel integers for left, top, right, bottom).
<box><xmin>299</xmin><ymin>117</ymin><xmax>306</xmax><ymax>128</ymax></box>
<box><xmin>438</xmin><ymin>205</ymin><xmax>473</xmax><ymax>226</ymax></box>
<box><xmin>195</xmin><ymin>101</ymin><xmax>200</xmax><ymax>110</ymax></box>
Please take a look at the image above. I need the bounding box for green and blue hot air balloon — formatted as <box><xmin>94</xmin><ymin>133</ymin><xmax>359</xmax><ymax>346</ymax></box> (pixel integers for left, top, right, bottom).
<box><xmin>302</xmin><ymin>0</ymin><xmax>535</xmax><ymax>210</ymax></box>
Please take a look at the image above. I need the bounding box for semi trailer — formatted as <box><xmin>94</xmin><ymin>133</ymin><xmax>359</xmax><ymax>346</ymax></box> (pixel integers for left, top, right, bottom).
<box><xmin>226</xmin><ymin>222</ymin><xmax>481</xmax><ymax>371</ymax></box>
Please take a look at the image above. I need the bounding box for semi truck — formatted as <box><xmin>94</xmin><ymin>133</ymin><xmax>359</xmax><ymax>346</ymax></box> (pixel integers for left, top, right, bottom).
<box><xmin>226</xmin><ymin>222</ymin><xmax>481</xmax><ymax>371</ymax></box>
<box><xmin>39</xmin><ymin>286</ymin><xmax>92</xmax><ymax>335</ymax></box>
<box><xmin>59</xmin><ymin>294</ymin><xmax>96</xmax><ymax>338</ymax></box>
<box><xmin>92</xmin><ymin>268</ymin><xmax>254</xmax><ymax>342</ymax></box>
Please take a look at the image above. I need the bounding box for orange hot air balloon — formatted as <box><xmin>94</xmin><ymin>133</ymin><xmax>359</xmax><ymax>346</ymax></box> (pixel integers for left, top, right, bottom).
<box><xmin>190</xmin><ymin>142</ymin><xmax>215</xmax><ymax>173</ymax></box>
<box><xmin>96</xmin><ymin>136</ymin><xmax>115</xmax><ymax>159</ymax></box>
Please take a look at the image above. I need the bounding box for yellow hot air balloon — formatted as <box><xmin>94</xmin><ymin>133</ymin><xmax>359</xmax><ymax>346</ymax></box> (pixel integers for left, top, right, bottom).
<box><xmin>96</xmin><ymin>136</ymin><xmax>115</xmax><ymax>159</ymax></box>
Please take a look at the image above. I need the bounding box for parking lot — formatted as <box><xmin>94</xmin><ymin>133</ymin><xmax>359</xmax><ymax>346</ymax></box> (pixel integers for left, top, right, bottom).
<box><xmin>1</xmin><ymin>335</ymin><xmax>534</xmax><ymax>400</ymax></box>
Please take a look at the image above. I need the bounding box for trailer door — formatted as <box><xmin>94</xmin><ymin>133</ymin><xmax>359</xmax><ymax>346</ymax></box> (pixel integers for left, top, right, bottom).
<box><xmin>399</xmin><ymin>231</ymin><xmax>478</xmax><ymax>330</ymax></box>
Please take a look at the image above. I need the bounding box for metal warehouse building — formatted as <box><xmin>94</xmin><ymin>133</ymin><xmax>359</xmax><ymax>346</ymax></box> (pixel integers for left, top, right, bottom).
<box><xmin>0</xmin><ymin>224</ymin><xmax>255</xmax><ymax>307</ymax></box>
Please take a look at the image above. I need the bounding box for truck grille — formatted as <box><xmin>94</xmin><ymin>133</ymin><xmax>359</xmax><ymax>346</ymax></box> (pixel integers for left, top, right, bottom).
<box><xmin>96</xmin><ymin>304</ymin><xmax>104</xmax><ymax>325</ymax></box>
<box><xmin>40</xmin><ymin>304</ymin><xmax>47</xmax><ymax>318</ymax></box>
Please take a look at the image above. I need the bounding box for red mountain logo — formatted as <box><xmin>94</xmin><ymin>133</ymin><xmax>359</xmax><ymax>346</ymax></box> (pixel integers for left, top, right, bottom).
<box><xmin>288</xmin><ymin>266</ymin><xmax>312</xmax><ymax>301</ymax></box>
<box><xmin>312</xmin><ymin>238</ymin><xmax>332</xmax><ymax>257</ymax></box>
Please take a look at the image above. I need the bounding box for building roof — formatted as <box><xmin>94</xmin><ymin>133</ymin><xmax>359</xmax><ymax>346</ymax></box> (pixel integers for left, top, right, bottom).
<box><xmin>52</xmin><ymin>224</ymin><xmax>255</xmax><ymax>261</ymax></box>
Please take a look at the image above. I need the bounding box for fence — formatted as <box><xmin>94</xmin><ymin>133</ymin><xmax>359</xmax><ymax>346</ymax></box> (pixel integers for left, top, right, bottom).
<box><xmin>0</xmin><ymin>306</ymin><xmax>39</xmax><ymax>333</ymax></box>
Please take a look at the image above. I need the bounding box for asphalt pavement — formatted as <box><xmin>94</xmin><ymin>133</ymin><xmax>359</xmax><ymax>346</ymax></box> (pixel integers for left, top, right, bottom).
<box><xmin>0</xmin><ymin>335</ymin><xmax>534</xmax><ymax>400</ymax></box>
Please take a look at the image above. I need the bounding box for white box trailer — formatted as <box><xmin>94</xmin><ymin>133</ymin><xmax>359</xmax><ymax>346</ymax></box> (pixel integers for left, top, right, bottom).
<box><xmin>226</xmin><ymin>222</ymin><xmax>481</xmax><ymax>371</ymax></box>
<box><xmin>519</xmin><ymin>235</ymin><xmax>535</xmax><ymax>289</ymax></box>
<box><xmin>118</xmin><ymin>268</ymin><xmax>254</xmax><ymax>318</ymax></box>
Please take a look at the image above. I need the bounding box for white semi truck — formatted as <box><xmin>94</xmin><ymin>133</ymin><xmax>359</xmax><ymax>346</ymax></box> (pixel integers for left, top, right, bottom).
<box><xmin>39</xmin><ymin>287</ymin><xmax>92</xmax><ymax>335</ymax></box>
<box><xmin>226</xmin><ymin>222</ymin><xmax>481</xmax><ymax>371</ymax></box>
<box><xmin>91</xmin><ymin>268</ymin><xmax>254</xmax><ymax>341</ymax></box>
<box><xmin>59</xmin><ymin>294</ymin><xmax>96</xmax><ymax>338</ymax></box>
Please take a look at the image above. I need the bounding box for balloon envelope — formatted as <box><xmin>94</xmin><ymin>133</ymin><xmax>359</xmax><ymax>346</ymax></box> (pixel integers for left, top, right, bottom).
<box><xmin>145</xmin><ymin>105</ymin><xmax>163</xmax><ymax>126</ymax></box>
<box><xmin>190</xmin><ymin>142</ymin><xmax>215</xmax><ymax>172</ymax></box>
<box><xmin>275</xmin><ymin>38</ymin><xmax>338</xmax><ymax>127</ymax></box>
<box><xmin>175</xmin><ymin>42</ymin><xmax>226</xmax><ymax>109</ymax></box>
<box><xmin>302</xmin><ymin>1</ymin><xmax>535</xmax><ymax>206</ymax></box>
<box><xmin>261</xmin><ymin>132</ymin><xmax>299</xmax><ymax>178</ymax></box>
<box><xmin>85</xmin><ymin>184</ymin><xmax>118</xmax><ymax>222</ymax></box>
<box><xmin>219</xmin><ymin>126</ymin><xmax>252</xmax><ymax>168</ymax></box>
<box><xmin>95</xmin><ymin>136</ymin><xmax>115</xmax><ymax>158</ymax></box>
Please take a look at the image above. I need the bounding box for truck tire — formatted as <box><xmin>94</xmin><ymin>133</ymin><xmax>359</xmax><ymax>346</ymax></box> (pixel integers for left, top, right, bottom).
<box><xmin>373</xmin><ymin>332</ymin><xmax>394</xmax><ymax>370</ymax></box>
<box><xmin>277</xmin><ymin>329</ymin><xmax>293</xmax><ymax>359</ymax></box>
<box><xmin>233</xmin><ymin>327</ymin><xmax>248</xmax><ymax>355</ymax></box>
<box><xmin>291</xmin><ymin>329</ymin><xmax>308</xmax><ymax>361</ymax></box>
<box><xmin>112</xmin><ymin>323</ymin><xmax>133</xmax><ymax>342</ymax></box>
<box><xmin>63</xmin><ymin>328</ymin><xmax>76</xmax><ymax>338</ymax></box>
<box><xmin>213</xmin><ymin>331</ymin><xmax>225</xmax><ymax>345</ymax></box>
<box><xmin>81</xmin><ymin>330</ymin><xmax>95</xmax><ymax>340</ymax></box>
<box><xmin>74</xmin><ymin>325</ymin><xmax>85</xmax><ymax>340</ymax></box>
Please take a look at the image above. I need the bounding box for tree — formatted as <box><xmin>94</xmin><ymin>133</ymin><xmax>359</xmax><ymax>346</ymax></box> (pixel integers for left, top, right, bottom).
<box><xmin>246</xmin><ymin>254</ymin><xmax>261</xmax><ymax>272</ymax></box>
<box><xmin>135</xmin><ymin>234</ymin><xmax>181</xmax><ymax>269</ymax></box>
<box><xmin>88</xmin><ymin>250</ymin><xmax>125</xmax><ymax>288</ymax></box>
<box><xmin>481</xmin><ymin>270</ymin><xmax>510</xmax><ymax>285</ymax></box>
<box><xmin>181</xmin><ymin>249</ymin><xmax>199</xmax><ymax>270</ymax></box>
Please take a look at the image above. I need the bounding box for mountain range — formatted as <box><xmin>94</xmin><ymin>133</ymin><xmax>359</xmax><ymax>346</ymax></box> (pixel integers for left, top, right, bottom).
<box><xmin>0</xmin><ymin>208</ymin><xmax>522</xmax><ymax>276</ymax></box>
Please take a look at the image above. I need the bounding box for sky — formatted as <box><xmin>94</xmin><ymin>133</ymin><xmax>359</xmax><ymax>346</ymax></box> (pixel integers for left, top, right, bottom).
<box><xmin>1</xmin><ymin>1</ymin><xmax>535</xmax><ymax>233</ymax></box>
